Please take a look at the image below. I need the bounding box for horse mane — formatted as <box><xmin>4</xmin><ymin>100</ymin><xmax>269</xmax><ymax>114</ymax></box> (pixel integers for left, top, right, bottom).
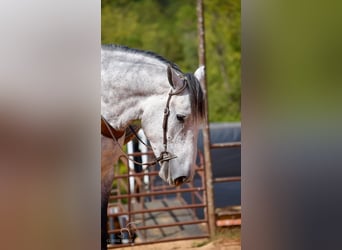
<box><xmin>102</xmin><ymin>44</ymin><xmax>205</xmax><ymax>120</ymax></box>
<box><xmin>101</xmin><ymin>44</ymin><xmax>182</xmax><ymax>72</ymax></box>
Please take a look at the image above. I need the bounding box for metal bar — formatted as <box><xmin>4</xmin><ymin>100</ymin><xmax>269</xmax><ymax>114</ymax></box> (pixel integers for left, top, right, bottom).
<box><xmin>108</xmin><ymin>219</ymin><xmax>208</xmax><ymax>233</ymax></box>
<box><xmin>109</xmin><ymin>182</ymin><xmax>205</xmax><ymax>208</ymax></box>
<box><xmin>197</xmin><ymin>0</ymin><xmax>215</xmax><ymax>239</ymax></box>
<box><xmin>211</xmin><ymin>142</ymin><xmax>241</xmax><ymax>149</ymax></box>
<box><xmin>193</xmin><ymin>190</ymin><xmax>204</xmax><ymax>203</ymax></box>
<box><xmin>107</xmin><ymin>203</ymin><xmax>207</xmax><ymax>217</ymax></box>
<box><xmin>109</xmin><ymin>187</ymin><xmax>205</xmax><ymax>200</ymax></box>
<box><xmin>213</xmin><ymin>176</ymin><xmax>241</xmax><ymax>183</ymax></box>
<box><xmin>113</xmin><ymin>166</ymin><xmax>204</xmax><ymax>180</ymax></box>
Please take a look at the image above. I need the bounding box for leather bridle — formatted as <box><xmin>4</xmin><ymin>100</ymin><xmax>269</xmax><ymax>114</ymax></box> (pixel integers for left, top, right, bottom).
<box><xmin>101</xmin><ymin>76</ymin><xmax>188</xmax><ymax>167</ymax></box>
<box><xmin>156</xmin><ymin>77</ymin><xmax>188</xmax><ymax>164</ymax></box>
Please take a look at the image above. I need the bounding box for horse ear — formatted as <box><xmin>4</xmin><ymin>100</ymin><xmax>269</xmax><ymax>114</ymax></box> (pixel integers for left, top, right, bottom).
<box><xmin>167</xmin><ymin>65</ymin><xmax>183</xmax><ymax>89</ymax></box>
<box><xmin>194</xmin><ymin>65</ymin><xmax>205</xmax><ymax>90</ymax></box>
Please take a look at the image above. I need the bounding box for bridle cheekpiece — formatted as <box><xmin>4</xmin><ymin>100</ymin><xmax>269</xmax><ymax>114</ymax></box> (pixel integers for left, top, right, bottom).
<box><xmin>156</xmin><ymin>75</ymin><xmax>188</xmax><ymax>164</ymax></box>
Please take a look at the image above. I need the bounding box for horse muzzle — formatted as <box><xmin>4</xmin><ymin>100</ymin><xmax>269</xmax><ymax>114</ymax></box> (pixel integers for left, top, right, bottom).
<box><xmin>157</xmin><ymin>153</ymin><xmax>191</xmax><ymax>187</ymax></box>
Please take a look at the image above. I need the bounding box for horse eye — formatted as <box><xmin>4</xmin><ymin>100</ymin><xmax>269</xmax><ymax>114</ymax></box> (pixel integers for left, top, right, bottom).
<box><xmin>176</xmin><ymin>114</ymin><xmax>186</xmax><ymax>123</ymax></box>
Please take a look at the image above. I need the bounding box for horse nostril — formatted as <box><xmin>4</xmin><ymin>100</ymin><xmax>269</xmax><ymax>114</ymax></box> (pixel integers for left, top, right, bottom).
<box><xmin>174</xmin><ymin>176</ymin><xmax>187</xmax><ymax>186</ymax></box>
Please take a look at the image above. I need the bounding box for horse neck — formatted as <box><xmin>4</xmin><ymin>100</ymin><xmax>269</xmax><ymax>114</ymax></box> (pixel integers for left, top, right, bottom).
<box><xmin>102</xmin><ymin>64</ymin><xmax>169</xmax><ymax>130</ymax></box>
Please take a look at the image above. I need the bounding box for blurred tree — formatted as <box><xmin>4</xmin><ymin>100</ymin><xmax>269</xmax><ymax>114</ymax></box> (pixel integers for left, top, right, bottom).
<box><xmin>101</xmin><ymin>0</ymin><xmax>240</xmax><ymax>122</ymax></box>
<box><xmin>205</xmin><ymin>0</ymin><xmax>241</xmax><ymax>121</ymax></box>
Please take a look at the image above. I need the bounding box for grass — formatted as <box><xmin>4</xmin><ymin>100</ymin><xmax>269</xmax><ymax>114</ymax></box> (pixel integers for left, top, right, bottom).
<box><xmin>192</xmin><ymin>239</ymin><xmax>210</xmax><ymax>247</ymax></box>
<box><xmin>215</xmin><ymin>226</ymin><xmax>241</xmax><ymax>241</ymax></box>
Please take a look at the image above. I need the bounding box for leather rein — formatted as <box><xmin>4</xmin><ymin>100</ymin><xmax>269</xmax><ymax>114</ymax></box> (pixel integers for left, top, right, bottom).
<box><xmin>101</xmin><ymin>77</ymin><xmax>188</xmax><ymax>167</ymax></box>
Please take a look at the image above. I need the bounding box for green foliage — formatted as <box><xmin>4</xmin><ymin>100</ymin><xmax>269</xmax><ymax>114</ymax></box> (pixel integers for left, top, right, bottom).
<box><xmin>102</xmin><ymin>0</ymin><xmax>240</xmax><ymax>122</ymax></box>
<box><xmin>205</xmin><ymin>0</ymin><xmax>241</xmax><ymax>121</ymax></box>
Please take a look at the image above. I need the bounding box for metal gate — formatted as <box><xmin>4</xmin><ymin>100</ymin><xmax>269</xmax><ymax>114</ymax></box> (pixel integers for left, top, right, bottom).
<box><xmin>106</xmin><ymin>137</ymin><xmax>210</xmax><ymax>248</ymax></box>
<box><xmin>106</xmin><ymin>2</ymin><xmax>241</xmax><ymax>247</ymax></box>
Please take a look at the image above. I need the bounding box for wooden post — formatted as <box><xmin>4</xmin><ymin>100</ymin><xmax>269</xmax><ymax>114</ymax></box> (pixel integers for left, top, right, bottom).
<box><xmin>197</xmin><ymin>0</ymin><xmax>216</xmax><ymax>239</ymax></box>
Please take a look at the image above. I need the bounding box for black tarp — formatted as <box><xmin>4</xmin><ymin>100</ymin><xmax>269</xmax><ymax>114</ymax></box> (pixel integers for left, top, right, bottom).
<box><xmin>197</xmin><ymin>123</ymin><xmax>241</xmax><ymax>209</ymax></box>
<box><xmin>152</xmin><ymin>123</ymin><xmax>241</xmax><ymax>217</ymax></box>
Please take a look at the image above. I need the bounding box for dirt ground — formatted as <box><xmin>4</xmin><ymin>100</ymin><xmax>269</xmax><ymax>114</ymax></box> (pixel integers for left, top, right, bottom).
<box><xmin>114</xmin><ymin>227</ymin><xmax>241</xmax><ymax>250</ymax></box>
<box><xmin>113</xmin><ymin>238</ymin><xmax>240</xmax><ymax>250</ymax></box>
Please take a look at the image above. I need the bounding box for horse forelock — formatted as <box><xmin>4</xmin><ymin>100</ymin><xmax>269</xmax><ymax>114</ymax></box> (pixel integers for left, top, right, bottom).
<box><xmin>184</xmin><ymin>73</ymin><xmax>205</xmax><ymax>121</ymax></box>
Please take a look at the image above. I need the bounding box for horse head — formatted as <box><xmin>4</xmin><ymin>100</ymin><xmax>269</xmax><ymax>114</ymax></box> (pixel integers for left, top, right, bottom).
<box><xmin>141</xmin><ymin>65</ymin><xmax>205</xmax><ymax>186</ymax></box>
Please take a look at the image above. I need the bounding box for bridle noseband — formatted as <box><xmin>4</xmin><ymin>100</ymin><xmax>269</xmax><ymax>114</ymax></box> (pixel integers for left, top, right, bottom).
<box><xmin>102</xmin><ymin>76</ymin><xmax>188</xmax><ymax>167</ymax></box>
